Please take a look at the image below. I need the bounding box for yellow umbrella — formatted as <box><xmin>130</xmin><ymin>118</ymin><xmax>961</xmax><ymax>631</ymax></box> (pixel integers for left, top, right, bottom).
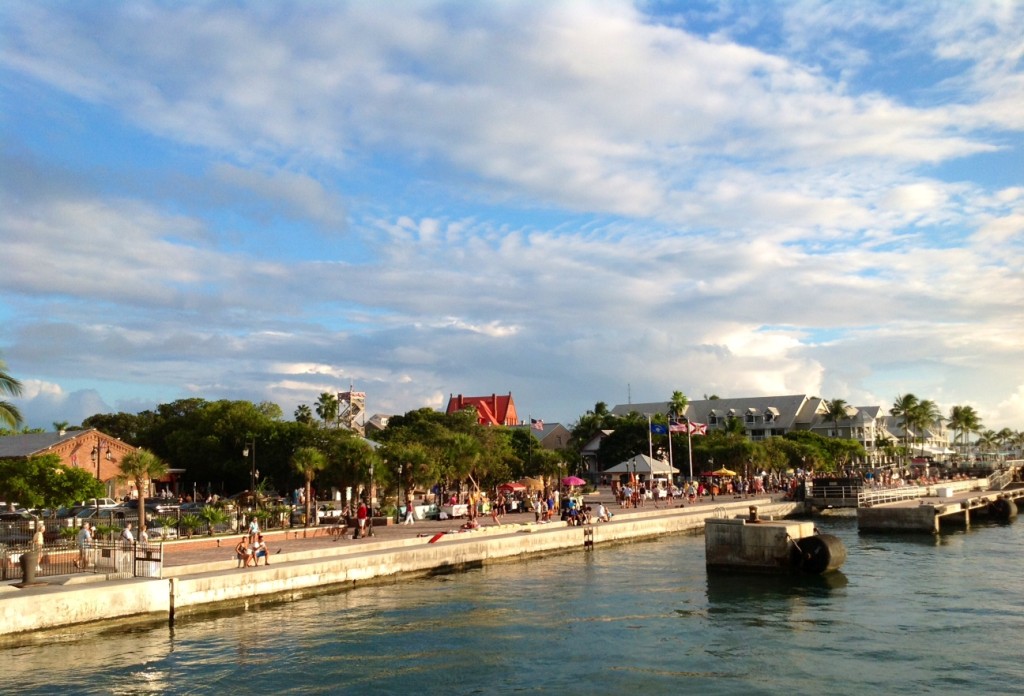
<box><xmin>712</xmin><ymin>467</ymin><xmax>738</xmax><ymax>477</ymax></box>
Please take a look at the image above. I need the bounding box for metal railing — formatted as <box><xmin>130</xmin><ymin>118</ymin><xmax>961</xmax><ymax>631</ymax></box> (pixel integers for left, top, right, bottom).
<box><xmin>858</xmin><ymin>485</ymin><xmax>929</xmax><ymax>507</ymax></box>
<box><xmin>1</xmin><ymin>539</ymin><xmax>163</xmax><ymax>582</ymax></box>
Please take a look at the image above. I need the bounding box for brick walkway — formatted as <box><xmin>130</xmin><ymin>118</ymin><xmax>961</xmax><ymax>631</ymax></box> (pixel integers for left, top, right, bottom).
<box><xmin>161</xmin><ymin>489</ymin><xmax>773</xmax><ymax>569</ymax></box>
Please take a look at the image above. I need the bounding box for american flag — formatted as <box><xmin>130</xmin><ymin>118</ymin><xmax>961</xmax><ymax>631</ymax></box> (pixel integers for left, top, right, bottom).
<box><xmin>531</xmin><ymin>418</ymin><xmax>544</xmax><ymax>430</ymax></box>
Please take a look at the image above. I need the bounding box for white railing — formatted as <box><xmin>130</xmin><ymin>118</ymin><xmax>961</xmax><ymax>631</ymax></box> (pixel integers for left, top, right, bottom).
<box><xmin>858</xmin><ymin>486</ymin><xmax>929</xmax><ymax>507</ymax></box>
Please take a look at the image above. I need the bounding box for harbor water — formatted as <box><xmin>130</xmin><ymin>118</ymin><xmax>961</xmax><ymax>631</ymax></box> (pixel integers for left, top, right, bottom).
<box><xmin>3</xmin><ymin>514</ymin><xmax>1023</xmax><ymax>694</ymax></box>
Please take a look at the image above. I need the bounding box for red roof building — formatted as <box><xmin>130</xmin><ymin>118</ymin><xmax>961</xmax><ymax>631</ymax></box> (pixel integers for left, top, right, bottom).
<box><xmin>445</xmin><ymin>393</ymin><xmax>518</xmax><ymax>426</ymax></box>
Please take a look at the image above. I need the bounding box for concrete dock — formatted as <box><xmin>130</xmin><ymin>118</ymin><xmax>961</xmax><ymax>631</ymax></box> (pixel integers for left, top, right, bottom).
<box><xmin>0</xmin><ymin>494</ymin><xmax>801</xmax><ymax>638</ymax></box>
<box><xmin>857</xmin><ymin>485</ymin><xmax>1024</xmax><ymax>533</ymax></box>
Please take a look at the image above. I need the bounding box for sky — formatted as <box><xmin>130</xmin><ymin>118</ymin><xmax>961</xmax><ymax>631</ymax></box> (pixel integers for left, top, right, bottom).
<box><xmin>1</xmin><ymin>0</ymin><xmax>1022</xmax><ymax>434</ymax></box>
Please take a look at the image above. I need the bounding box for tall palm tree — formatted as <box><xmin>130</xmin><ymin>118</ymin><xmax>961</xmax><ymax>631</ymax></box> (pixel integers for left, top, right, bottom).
<box><xmin>291</xmin><ymin>446</ymin><xmax>327</xmax><ymax>527</ymax></box>
<box><xmin>890</xmin><ymin>393</ymin><xmax>919</xmax><ymax>462</ymax></box>
<box><xmin>669</xmin><ymin>391</ymin><xmax>689</xmax><ymax>422</ymax></box>
<box><xmin>911</xmin><ymin>399</ymin><xmax>941</xmax><ymax>456</ymax></box>
<box><xmin>294</xmin><ymin>404</ymin><xmax>314</xmax><ymax>424</ymax></box>
<box><xmin>995</xmin><ymin>428</ymin><xmax>1014</xmax><ymax>459</ymax></box>
<box><xmin>948</xmin><ymin>405</ymin><xmax>982</xmax><ymax>461</ymax></box>
<box><xmin>0</xmin><ymin>357</ymin><xmax>24</xmax><ymax>429</ymax></box>
<box><xmin>824</xmin><ymin>399</ymin><xmax>849</xmax><ymax>438</ymax></box>
<box><xmin>315</xmin><ymin>392</ymin><xmax>339</xmax><ymax>427</ymax></box>
<box><xmin>975</xmin><ymin>430</ymin><xmax>998</xmax><ymax>461</ymax></box>
<box><xmin>119</xmin><ymin>448</ymin><xmax>169</xmax><ymax>533</ymax></box>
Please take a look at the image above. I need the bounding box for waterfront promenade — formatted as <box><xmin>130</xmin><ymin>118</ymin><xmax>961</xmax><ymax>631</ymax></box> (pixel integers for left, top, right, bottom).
<box><xmin>1</xmin><ymin>490</ymin><xmax>799</xmax><ymax>638</ymax></box>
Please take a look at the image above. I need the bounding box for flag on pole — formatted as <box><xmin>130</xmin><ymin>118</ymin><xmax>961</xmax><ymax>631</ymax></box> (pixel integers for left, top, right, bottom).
<box><xmin>669</xmin><ymin>421</ymin><xmax>688</xmax><ymax>433</ymax></box>
<box><xmin>650</xmin><ymin>423</ymin><xmax>668</xmax><ymax>435</ymax></box>
<box><xmin>689</xmin><ymin>422</ymin><xmax>707</xmax><ymax>435</ymax></box>
<box><xmin>531</xmin><ymin>418</ymin><xmax>544</xmax><ymax>431</ymax></box>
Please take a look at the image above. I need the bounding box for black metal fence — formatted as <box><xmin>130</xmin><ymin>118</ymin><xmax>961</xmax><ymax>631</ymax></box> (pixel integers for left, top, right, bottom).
<box><xmin>1</xmin><ymin>539</ymin><xmax>163</xmax><ymax>582</ymax></box>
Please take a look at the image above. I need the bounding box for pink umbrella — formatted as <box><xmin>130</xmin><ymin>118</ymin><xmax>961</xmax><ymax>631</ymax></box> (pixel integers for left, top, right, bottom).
<box><xmin>561</xmin><ymin>476</ymin><xmax>586</xmax><ymax>487</ymax></box>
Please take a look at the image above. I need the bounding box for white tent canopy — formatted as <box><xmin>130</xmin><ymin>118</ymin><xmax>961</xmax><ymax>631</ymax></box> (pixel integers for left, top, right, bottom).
<box><xmin>603</xmin><ymin>454</ymin><xmax>678</xmax><ymax>476</ymax></box>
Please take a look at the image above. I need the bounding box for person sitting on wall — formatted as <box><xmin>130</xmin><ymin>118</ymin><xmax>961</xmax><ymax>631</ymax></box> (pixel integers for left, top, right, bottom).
<box><xmin>252</xmin><ymin>534</ymin><xmax>269</xmax><ymax>566</ymax></box>
<box><xmin>234</xmin><ymin>536</ymin><xmax>251</xmax><ymax>568</ymax></box>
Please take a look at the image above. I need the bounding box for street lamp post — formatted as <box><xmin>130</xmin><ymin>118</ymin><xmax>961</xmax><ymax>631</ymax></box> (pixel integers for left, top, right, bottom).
<box><xmin>397</xmin><ymin>463</ymin><xmax>404</xmax><ymax>522</ymax></box>
<box><xmin>242</xmin><ymin>439</ymin><xmax>257</xmax><ymax>509</ymax></box>
<box><xmin>91</xmin><ymin>440</ymin><xmax>111</xmax><ymax>515</ymax></box>
<box><xmin>368</xmin><ymin>461</ymin><xmax>375</xmax><ymax>537</ymax></box>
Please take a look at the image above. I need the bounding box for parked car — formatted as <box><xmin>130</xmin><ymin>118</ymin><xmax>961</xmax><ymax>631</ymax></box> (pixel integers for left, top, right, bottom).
<box><xmin>0</xmin><ymin>511</ymin><xmax>38</xmax><ymax>543</ymax></box>
<box><xmin>115</xmin><ymin>499</ymin><xmax>180</xmax><ymax>515</ymax></box>
<box><xmin>147</xmin><ymin>524</ymin><xmax>179</xmax><ymax>540</ymax></box>
<box><xmin>78</xmin><ymin>498</ymin><xmax>119</xmax><ymax>509</ymax></box>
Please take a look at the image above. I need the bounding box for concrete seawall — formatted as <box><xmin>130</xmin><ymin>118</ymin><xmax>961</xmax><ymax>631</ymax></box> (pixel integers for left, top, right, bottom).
<box><xmin>1</xmin><ymin>498</ymin><xmax>801</xmax><ymax>637</ymax></box>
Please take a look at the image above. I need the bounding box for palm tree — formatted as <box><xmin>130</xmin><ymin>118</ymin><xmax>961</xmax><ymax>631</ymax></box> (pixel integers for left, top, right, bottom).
<box><xmin>0</xmin><ymin>357</ymin><xmax>24</xmax><ymax>429</ymax></box>
<box><xmin>975</xmin><ymin>430</ymin><xmax>998</xmax><ymax>462</ymax></box>
<box><xmin>119</xmin><ymin>449</ymin><xmax>169</xmax><ymax>533</ymax></box>
<box><xmin>910</xmin><ymin>399</ymin><xmax>941</xmax><ymax>456</ymax></box>
<box><xmin>890</xmin><ymin>394</ymin><xmax>919</xmax><ymax>462</ymax></box>
<box><xmin>669</xmin><ymin>391</ymin><xmax>689</xmax><ymax>422</ymax></box>
<box><xmin>294</xmin><ymin>404</ymin><xmax>314</xmax><ymax>424</ymax></box>
<box><xmin>315</xmin><ymin>392</ymin><xmax>339</xmax><ymax>427</ymax></box>
<box><xmin>948</xmin><ymin>405</ymin><xmax>982</xmax><ymax>461</ymax></box>
<box><xmin>291</xmin><ymin>446</ymin><xmax>327</xmax><ymax>527</ymax></box>
<box><xmin>823</xmin><ymin>399</ymin><xmax>849</xmax><ymax>438</ymax></box>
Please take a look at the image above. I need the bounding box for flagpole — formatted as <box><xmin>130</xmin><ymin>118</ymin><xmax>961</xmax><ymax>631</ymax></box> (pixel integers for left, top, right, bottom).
<box><xmin>668</xmin><ymin>422</ymin><xmax>674</xmax><ymax>485</ymax></box>
<box><xmin>687</xmin><ymin>420</ymin><xmax>694</xmax><ymax>482</ymax></box>
<box><xmin>647</xmin><ymin>414</ymin><xmax>654</xmax><ymax>487</ymax></box>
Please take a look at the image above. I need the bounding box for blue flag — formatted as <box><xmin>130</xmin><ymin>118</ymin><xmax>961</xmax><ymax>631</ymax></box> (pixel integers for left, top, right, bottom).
<box><xmin>650</xmin><ymin>423</ymin><xmax>668</xmax><ymax>435</ymax></box>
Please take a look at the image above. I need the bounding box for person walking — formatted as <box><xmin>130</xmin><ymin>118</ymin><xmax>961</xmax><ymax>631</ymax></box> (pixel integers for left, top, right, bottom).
<box><xmin>32</xmin><ymin>522</ymin><xmax>45</xmax><ymax>572</ymax></box>
<box><xmin>247</xmin><ymin>517</ymin><xmax>260</xmax><ymax>544</ymax></box>
<box><xmin>403</xmin><ymin>496</ymin><xmax>415</xmax><ymax>525</ymax></box>
<box><xmin>75</xmin><ymin>522</ymin><xmax>92</xmax><ymax>569</ymax></box>
<box><xmin>355</xmin><ymin>499</ymin><xmax>368</xmax><ymax>538</ymax></box>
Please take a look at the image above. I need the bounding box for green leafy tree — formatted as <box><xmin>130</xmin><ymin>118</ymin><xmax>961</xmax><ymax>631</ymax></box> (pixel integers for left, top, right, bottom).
<box><xmin>291</xmin><ymin>446</ymin><xmax>327</xmax><ymax>527</ymax></box>
<box><xmin>0</xmin><ymin>356</ymin><xmax>23</xmax><ymax>429</ymax></box>
<box><xmin>567</xmin><ymin>402</ymin><xmax>617</xmax><ymax>468</ymax></box>
<box><xmin>591</xmin><ymin>411</ymin><xmax>649</xmax><ymax>472</ymax></box>
<box><xmin>0</xmin><ymin>453</ymin><xmax>103</xmax><ymax>510</ymax></box>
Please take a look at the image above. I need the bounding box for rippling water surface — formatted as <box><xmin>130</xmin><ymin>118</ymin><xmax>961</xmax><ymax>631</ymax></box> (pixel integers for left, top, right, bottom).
<box><xmin>4</xmin><ymin>515</ymin><xmax>1023</xmax><ymax>695</ymax></box>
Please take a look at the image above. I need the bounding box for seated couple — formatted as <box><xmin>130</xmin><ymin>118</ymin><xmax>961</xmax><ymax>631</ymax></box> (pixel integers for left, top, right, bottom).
<box><xmin>235</xmin><ymin>534</ymin><xmax>271</xmax><ymax>567</ymax></box>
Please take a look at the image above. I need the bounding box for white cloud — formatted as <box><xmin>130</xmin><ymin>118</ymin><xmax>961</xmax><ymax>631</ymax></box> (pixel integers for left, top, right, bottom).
<box><xmin>0</xmin><ymin>1</ymin><xmax>1022</xmax><ymax>433</ymax></box>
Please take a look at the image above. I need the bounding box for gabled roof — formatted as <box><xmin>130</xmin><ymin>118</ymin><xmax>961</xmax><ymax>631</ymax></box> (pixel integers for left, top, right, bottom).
<box><xmin>445</xmin><ymin>393</ymin><xmax>518</xmax><ymax>426</ymax></box>
<box><xmin>610</xmin><ymin>395</ymin><xmax>824</xmax><ymax>430</ymax></box>
<box><xmin>580</xmin><ymin>430</ymin><xmax>614</xmax><ymax>455</ymax></box>
<box><xmin>510</xmin><ymin>422</ymin><xmax>572</xmax><ymax>450</ymax></box>
<box><xmin>692</xmin><ymin>395</ymin><xmax>823</xmax><ymax>430</ymax></box>
<box><xmin>604</xmin><ymin>454</ymin><xmax>678</xmax><ymax>475</ymax></box>
<box><xmin>0</xmin><ymin>430</ymin><xmax>91</xmax><ymax>458</ymax></box>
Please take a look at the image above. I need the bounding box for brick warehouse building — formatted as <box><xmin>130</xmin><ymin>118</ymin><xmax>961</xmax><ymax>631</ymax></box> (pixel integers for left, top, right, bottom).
<box><xmin>0</xmin><ymin>428</ymin><xmax>155</xmax><ymax>500</ymax></box>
